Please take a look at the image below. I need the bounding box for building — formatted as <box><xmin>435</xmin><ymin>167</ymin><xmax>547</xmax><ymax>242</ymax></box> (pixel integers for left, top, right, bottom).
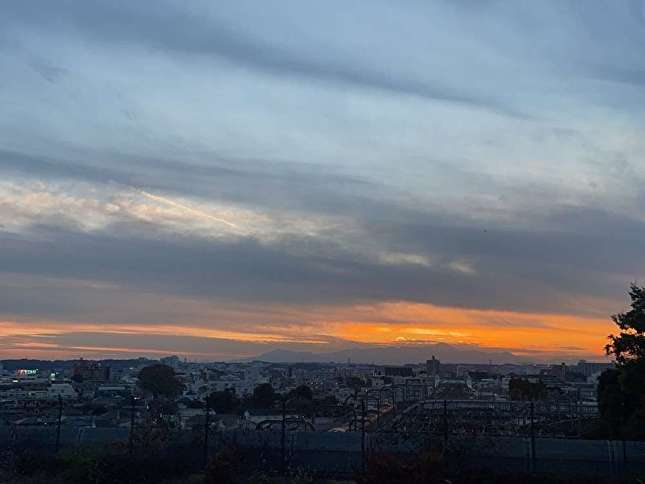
<box><xmin>72</xmin><ymin>359</ymin><xmax>110</xmax><ymax>383</ymax></box>
<box><xmin>383</xmin><ymin>366</ymin><xmax>414</xmax><ymax>378</ymax></box>
<box><xmin>160</xmin><ymin>355</ymin><xmax>182</xmax><ymax>368</ymax></box>
<box><xmin>48</xmin><ymin>382</ymin><xmax>78</xmax><ymax>400</ymax></box>
<box><xmin>575</xmin><ymin>360</ymin><xmax>613</xmax><ymax>378</ymax></box>
<box><xmin>15</xmin><ymin>368</ymin><xmax>40</xmax><ymax>380</ymax></box>
<box><xmin>426</xmin><ymin>356</ymin><xmax>441</xmax><ymax>377</ymax></box>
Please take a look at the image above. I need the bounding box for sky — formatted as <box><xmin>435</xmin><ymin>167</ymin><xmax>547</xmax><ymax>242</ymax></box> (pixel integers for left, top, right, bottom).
<box><xmin>2</xmin><ymin>0</ymin><xmax>645</xmax><ymax>362</ymax></box>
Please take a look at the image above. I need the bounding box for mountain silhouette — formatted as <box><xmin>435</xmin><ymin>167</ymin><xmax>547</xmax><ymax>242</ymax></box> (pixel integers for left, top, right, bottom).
<box><xmin>246</xmin><ymin>343</ymin><xmax>525</xmax><ymax>365</ymax></box>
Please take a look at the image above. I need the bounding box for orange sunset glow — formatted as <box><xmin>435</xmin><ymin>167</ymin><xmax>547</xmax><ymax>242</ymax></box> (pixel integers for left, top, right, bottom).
<box><xmin>1</xmin><ymin>300</ymin><xmax>615</xmax><ymax>360</ymax></box>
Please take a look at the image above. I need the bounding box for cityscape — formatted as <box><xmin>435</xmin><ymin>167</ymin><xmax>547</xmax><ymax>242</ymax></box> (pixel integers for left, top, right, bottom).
<box><xmin>0</xmin><ymin>350</ymin><xmax>628</xmax><ymax>481</ymax></box>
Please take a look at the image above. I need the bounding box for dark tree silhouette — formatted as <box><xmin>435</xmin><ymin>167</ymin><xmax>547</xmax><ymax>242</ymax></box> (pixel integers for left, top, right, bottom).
<box><xmin>606</xmin><ymin>283</ymin><xmax>645</xmax><ymax>364</ymax></box>
<box><xmin>508</xmin><ymin>377</ymin><xmax>547</xmax><ymax>401</ymax></box>
<box><xmin>207</xmin><ymin>389</ymin><xmax>240</xmax><ymax>414</ymax></box>
<box><xmin>345</xmin><ymin>376</ymin><xmax>364</xmax><ymax>393</ymax></box>
<box><xmin>599</xmin><ymin>283</ymin><xmax>645</xmax><ymax>438</ymax></box>
<box><xmin>287</xmin><ymin>384</ymin><xmax>314</xmax><ymax>416</ymax></box>
<box><xmin>251</xmin><ymin>383</ymin><xmax>275</xmax><ymax>407</ymax></box>
<box><xmin>597</xmin><ymin>369</ymin><xmax>632</xmax><ymax>437</ymax></box>
<box><xmin>137</xmin><ymin>364</ymin><xmax>184</xmax><ymax>400</ymax></box>
<box><xmin>289</xmin><ymin>384</ymin><xmax>313</xmax><ymax>401</ymax></box>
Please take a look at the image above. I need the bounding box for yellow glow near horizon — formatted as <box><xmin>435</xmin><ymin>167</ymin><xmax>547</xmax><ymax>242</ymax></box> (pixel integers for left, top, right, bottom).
<box><xmin>327</xmin><ymin>303</ymin><xmax>612</xmax><ymax>357</ymax></box>
<box><xmin>0</xmin><ymin>300</ymin><xmax>615</xmax><ymax>359</ymax></box>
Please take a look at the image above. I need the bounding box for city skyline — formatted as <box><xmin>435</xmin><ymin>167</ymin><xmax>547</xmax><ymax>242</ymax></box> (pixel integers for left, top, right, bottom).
<box><xmin>3</xmin><ymin>1</ymin><xmax>645</xmax><ymax>361</ymax></box>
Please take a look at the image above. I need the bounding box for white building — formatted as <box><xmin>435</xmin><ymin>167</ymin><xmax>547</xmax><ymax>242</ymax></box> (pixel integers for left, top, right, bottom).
<box><xmin>48</xmin><ymin>382</ymin><xmax>78</xmax><ymax>400</ymax></box>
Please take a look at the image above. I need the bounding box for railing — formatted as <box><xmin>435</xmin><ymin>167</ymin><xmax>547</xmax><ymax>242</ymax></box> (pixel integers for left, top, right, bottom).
<box><xmin>2</xmin><ymin>395</ymin><xmax>635</xmax><ymax>479</ymax></box>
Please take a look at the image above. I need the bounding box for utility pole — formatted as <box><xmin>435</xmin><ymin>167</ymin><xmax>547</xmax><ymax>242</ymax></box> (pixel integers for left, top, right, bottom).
<box><xmin>281</xmin><ymin>398</ymin><xmax>287</xmax><ymax>473</ymax></box>
<box><xmin>55</xmin><ymin>395</ymin><xmax>63</xmax><ymax>453</ymax></box>
<box><xmin>376</xmin><ymin>393</ymin><xmax>381</xmax><ymax>429</ymax></box>
<box><xmin>530</xmin><ymin>401</ymin><xmax>536</xmax><ymax>472</ymax></box>
<box><xmin>361</xmin><ymin>399</ymin><xmax>366</xmax><ymax>474</ymax></box>
<box><xmin>203</xmin><ymin>399</ymin><xmax>210</xmax><ymax>467</ymax></box>
<box><xmin>443</xmin><ymin>400</ymin><xmax>448</xmax><ymax>448</ymax></box>
<box><xmin>128</xmin><ymin>395</ymin><xmax>135</xmax><ymax>455</ymax></box>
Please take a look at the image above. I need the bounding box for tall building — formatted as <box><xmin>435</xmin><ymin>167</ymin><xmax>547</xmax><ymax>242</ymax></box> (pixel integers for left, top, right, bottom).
<box><xmin>559</xmin><ymin>362</ymin><xmax>567</xmax><ymax>381</ymax></box>
<box><xmin>426</xmin><ymin>356</ymin><xmax>441</xmax><ymax>377</ymax></box>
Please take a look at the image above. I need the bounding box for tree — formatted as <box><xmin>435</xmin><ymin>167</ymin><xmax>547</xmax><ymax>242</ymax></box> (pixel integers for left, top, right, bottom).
<box><xmin>597</xmin><ymin>369</ymin><xmax>632</xmax><ymax>437</ymax></box>
<box><xmin>287</xmin><ymin>384</ymin><xmax>314</xmax><ymax>416</ymax></box>
<box><xmin>345</xmin><ymin>376</ymin><xmax>364</xmax><ymax>393</ymax></box>
<box><xmin>137</xmin><ymin>364</ymin><xmax>184</xmax><ymax>400</ymax></box>
<box><xmin>203</xmin><ymin>447</ymin><xmax>243</xmax><ymax>484</ymax></box>
<box><xmin>599</xmin><ymin>283</ymin><xmax>645</xmax><ymax>438</ymax></box>
<box><xmin>606</xmin><ymin>283</ymin><xmax>645</xmax><ymax>364</ymax></box>
<box><xmin>288</xmin><ymin>384</ymin><xmax>313</xmax><ymax>401</ymax></box>
<box><xmin>508</xmin><ymin>377</ymin><xmax>547</xmax><ymax>401</ymax></box>
<box><xmin>206</xmin><ymin>389</ymin><xmax>240</xmax><ymax>414</ymax></box>
<box><xmin>251</xmin><ymin>383</ymin><xmax>275</xmax><ymax>408</ymax></box>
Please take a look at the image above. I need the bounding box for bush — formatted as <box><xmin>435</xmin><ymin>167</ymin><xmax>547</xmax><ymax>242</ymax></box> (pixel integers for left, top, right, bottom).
<box><xmin>13</xmin><ymin>452</ymin><xmax>63</xmax><ymax>477</ymax></box>
<box><xmin>356</xmin><ymin>451</ymin><xmax>445</xmax><ymax>484</ymax></box>
<box><xmin>204</xmin><ymin>447</ymin><xmax>244</xmax><ymax>484</ymax></box>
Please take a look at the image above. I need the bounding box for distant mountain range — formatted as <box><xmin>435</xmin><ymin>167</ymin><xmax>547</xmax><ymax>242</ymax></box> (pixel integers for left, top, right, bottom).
<box><xmin>245</xmin><ymin>343</ymin><xmax>527</xmax><ymax>365</ymax></box>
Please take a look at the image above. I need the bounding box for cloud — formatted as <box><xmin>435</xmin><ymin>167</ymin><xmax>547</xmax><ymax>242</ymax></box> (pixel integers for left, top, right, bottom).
<box><xmin>1</xmin><ymin>1</ymin><xmax>531</xmax><ymax>117</ymax></box>
<box><xmin>378</xmin><ymin>252</ymin><xmax>433</xmax><ymax>268</ymax></box>
<box><xmin>1</xmin><ymin>0</ymin><xmax>644</xmax><ymax>359</ymax></box>
<box><xmin>0</xmin><ymin>195</ymin><xmax>641</xmax><ymax>319</ymax></box>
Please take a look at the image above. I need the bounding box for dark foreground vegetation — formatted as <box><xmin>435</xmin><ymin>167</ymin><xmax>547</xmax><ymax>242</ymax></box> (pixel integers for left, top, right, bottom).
<box><xmin>597</xmin><ymin>284</ymin><xmax>645</xmax><ymax>440</ymax></box>
<box><xmin>358</xmin><ymin>450</ymin><xmax>645</xmax><ymax>484</ymax></box>
<box><xmin>2</xmin><ymin>446</ymin><xmax>645</xmax><ymax>484</ymax></box>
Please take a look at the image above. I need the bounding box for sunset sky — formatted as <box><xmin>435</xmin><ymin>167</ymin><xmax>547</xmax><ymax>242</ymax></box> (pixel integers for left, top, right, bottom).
<box><xmin>2</xmin><ymin>1</ymin><xmax>645</xmax><ymax>362</ymax></box>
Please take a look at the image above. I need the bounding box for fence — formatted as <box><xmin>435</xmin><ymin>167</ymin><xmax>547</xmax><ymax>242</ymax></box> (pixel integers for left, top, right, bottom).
<box><xmin>382</xmin><ymin>399</ymin><xmax>599</xmax><ymax>437</ymax></box>
<box><xmin>1</xmin><ymin>396</ymin><xmax>642</xmax><ymax>479</ymax></box>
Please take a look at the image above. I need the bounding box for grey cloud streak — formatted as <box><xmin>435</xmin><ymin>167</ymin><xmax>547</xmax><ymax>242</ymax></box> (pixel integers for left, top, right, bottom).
<box><xmin>0</xmin><ymin>193</ymin><xmax>641</xmax><ymax>320</ymax></box>
<box><xmin>0</xmin><ymin>148</ymin><xmax>375</xmax><ymax>213</ymax></box>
